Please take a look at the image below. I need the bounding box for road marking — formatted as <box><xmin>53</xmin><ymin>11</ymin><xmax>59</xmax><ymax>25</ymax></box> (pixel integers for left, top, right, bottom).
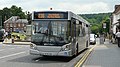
<box><xmin>0</xmin><ymin>48</ymin><xmax>15</xmax><ymax>52</ymax></box>
<box><xmin>0</xmin><ymin>51</ymin><xmax>26</xmax><ymax>59</ymax></box>
<box><xmin>0</xmin><ymin>47</ymin><xmax>20</xmax><ymax>52</ymax></box>
<box><xmin>0</xmin><ymin>45</ymin><xmax>27</xmax><ymax>51</ymax></box>
<box><xmin>0</xmin><ymin>49</ymin><xmax>5</xmax><ymax>51</ymax></box>
<box><xmin>74</xmin><ymin>45</ymin><xmax>97</xmax><ymax>67</ymax></box>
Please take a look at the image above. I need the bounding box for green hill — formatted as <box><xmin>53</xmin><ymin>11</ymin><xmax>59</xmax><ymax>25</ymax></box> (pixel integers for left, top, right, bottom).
<box><xmin>78</xmin><ymin>13</ymin><xmax>112</xmax><ymax>34</ymax></box>
<box><xmin>79</xmin><ymin>13</ymin><xmax>112</xmax><ymax>24</ymax></box>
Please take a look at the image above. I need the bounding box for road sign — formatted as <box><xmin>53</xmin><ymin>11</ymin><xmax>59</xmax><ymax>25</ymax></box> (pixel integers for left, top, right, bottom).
<box><xmin>103</xmin><ymin>23</ymin><xmax>106</xmax><ymax>29</ymax></box>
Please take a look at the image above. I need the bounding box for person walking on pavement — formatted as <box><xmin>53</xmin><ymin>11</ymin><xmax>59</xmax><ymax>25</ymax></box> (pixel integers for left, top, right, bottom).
<box><xmin>116</xmin><ymin>30</ymin><xmax>120</xmax><ymax>47</ymax></box>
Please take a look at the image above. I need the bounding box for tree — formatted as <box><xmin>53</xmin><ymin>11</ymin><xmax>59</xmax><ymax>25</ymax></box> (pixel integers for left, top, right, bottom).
<box><xmin>80</xmin><ymin>13</ymin><xmax>112</xmax><ymax>34</ymax></box>
<box><xmin>0</xmin><ymin>5</ymin><xmax>27</xmax><ymax>28</ymax></box>
<box><xmin>2</xmin><ymin>7</ymin><xmax>11</xmax><ymax>20</ymax></box>
<box><xmin>101</xmin><ymin>16</ymin><xmax>110</xmax><ymax>33</ymax></box>
<box><xmin>10</xmin><ymin>5</ymin><xmax>26</xmax><ymax>18</ymax></box>
<box><xmin>1</xmin><ymin>7</ymin><xmax>12</xmax><ymax>27</ymax></box>
<box><xmin>91</xmin><ymin>24</ymin><xmax>100</xmax><ymax>34</ymax></box>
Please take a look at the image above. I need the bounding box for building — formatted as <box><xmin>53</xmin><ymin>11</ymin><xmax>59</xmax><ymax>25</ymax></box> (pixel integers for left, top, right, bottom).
<box><xmin>112</xmin><ymin>5</ymin><xmax>120</xmax><ymax>34</ymax></box>
<box><xmin>4</xmin><ymin>16</ymin><xmax>28</xmax><ymax>32</ymax></box>
<box><xmin>111</xmin><ymin>5</ymin><xmax>120</xmax><ymax>43</ymax></box>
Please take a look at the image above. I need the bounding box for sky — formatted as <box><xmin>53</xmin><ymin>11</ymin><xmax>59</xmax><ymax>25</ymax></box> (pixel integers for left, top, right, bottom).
<box><xmin>0</xmin><ymin>0</ymin><xmax>120</xmax><ymax>14</ymax></box>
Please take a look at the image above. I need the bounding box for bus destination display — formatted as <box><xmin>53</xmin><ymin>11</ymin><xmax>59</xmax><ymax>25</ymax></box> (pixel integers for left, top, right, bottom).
<box><xmin>33</xmin><ymin>12</ymin><xmax>68</xmax><ymax>19</ymax></box>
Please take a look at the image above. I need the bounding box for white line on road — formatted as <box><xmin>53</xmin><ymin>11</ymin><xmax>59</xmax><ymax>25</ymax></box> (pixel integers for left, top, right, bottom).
<box><xmin>0</xmin><ymin>51</ymin><xmax>26</xmax><ymax>59</ymax></box>
<box><xmin>0</xmin><ymin>49</ymin><xmax>5</xmax><ymax>51</ymax></box>
<box><xmin>11</xmin><ymin>48</ymin><xmax>16</xmax><ymax>49</ymax></box>
<box><xmin>0</xmin><ymin>48</ymin><xmax>16</xmax><ymax>52</ymax></box>
<box><xmin>0</xmin><ymin>46</ymin><xmax>26</xmax><ymax>52</ymax></box>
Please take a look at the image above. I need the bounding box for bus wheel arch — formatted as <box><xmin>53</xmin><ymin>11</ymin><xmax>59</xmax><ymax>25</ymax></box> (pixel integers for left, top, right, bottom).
<box><xmin>76</xmin><ymin>43</ymin><xmax>79</xmax><ymax>55</ymax></box>
<box><xmin>86</xmin><ymin>41</ymin><xmax>89</xmax><ymax>47</ymax></box>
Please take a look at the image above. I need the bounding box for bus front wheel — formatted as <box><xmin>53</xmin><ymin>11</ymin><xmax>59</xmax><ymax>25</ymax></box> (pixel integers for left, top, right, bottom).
<box><xmin>86</xmin><ymin>41</ymin><xmax>88</xmax><ymax>47</ymax></box>
<box><xmin>76</xmin><ymin>44</ymin><xmax>79</xmax><ymax>55</ymax></box>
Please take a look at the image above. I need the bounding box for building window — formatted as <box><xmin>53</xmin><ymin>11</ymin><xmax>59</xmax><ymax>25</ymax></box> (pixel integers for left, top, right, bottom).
<box><xmin>13</xmin><ymin>28</ymin><xmax>15</xmax><ymax>31</ymax></box>
<box><xmin>6</xmin><ymin>28</ymin><xmax>8</xmax><ymax>31</ymax></box>
<box><xmin>18</xmin><ymin>23</ymin><xmax>21</xmax><ymax>27</ymax></box>
<box><xmin>6</xmin><ymin>23</ymin><xmax>9</xmax><ymax>27</ymax></box>
<box><xmin>22</xmin><ymin>23</ymin><xmax>24</xmax><ymax>27</ymax></box>
<box><xmin>14</xmin><ymin>23</ymin><xmax>16</xmax><ymax>27</ymax></box>
<box><xmin>21</xmin><ymin>28</ymin><xmax>24</xmax><ymax>30</ymax></box>
<box><xmin>10</xmin><ymin>23</ymin><xmax>12</xmax><ymax>27</ymax></box>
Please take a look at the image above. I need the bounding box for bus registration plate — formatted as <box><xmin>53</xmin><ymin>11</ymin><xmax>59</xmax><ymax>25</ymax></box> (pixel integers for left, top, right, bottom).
<box><xmin>42</xmin><ymin>52</ymin><xmax>52</xmax><ymax>55</ymax></box>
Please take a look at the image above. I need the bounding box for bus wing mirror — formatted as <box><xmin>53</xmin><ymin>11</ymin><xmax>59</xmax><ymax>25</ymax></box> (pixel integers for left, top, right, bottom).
<box><xmin>72</xmin><ymin>18</ymin><xmax>82</xmax><ymax>25</ymax></box>
<box><xmin>73</xmin><ymin>20</ymin><xmax>82</xmax><ymax>25</ymax></box>
<box><xmin>73</xmin><ymin>22</ymin><xmax>76</xmax><ymax>24</ymax></box>
<box><xmin>71</xmin><ymin>18</ymin><xmax>76</xmax><ymax>24</ymax></box>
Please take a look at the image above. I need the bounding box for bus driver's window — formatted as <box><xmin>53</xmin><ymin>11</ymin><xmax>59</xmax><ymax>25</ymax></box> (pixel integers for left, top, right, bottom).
<box><xmin>38</xmin><ymin>26</ymin><xmax>48</xmax><ymax>34</ymax></box>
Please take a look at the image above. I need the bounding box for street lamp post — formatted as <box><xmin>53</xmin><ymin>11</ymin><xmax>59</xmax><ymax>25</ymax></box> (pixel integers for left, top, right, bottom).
<box><xmin>27</xmin><ymin>12</ymin><xmax>32</xmax><ymax>25</ymax></box>
<box><xmin>103</xmin><ymin>22</ymin><xmax>106</xmax><ymax>37</ymax></box>
<box><xmin>100</xmin><ymin>23</ymin><xmax>106</xmax><ymax>44</ymax></box>
<box><xmin>0</xmin><ymin>16</ymin><xmax>2</xmax><ymax>29</ymax></box>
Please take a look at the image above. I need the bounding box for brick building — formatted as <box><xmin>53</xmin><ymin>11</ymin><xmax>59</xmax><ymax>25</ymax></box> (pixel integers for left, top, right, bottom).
<box><xmin>4</xmin><ymin>16</ymin><xmax>28</xmax><ymax>32</ymax></box>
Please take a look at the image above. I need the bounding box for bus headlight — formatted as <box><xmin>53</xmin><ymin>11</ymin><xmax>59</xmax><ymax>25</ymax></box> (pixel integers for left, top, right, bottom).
<box><xmin>30</xmin><ymin>43</ymin><xmax>37</xmax><ymax>49</ymax></box>
<box><xmin>61</xmin><ymin>45</ymin><xmax>70</xmax><ymax>51</ymax></box>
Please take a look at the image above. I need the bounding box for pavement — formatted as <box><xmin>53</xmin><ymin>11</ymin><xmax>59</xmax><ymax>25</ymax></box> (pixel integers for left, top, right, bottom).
<box><xmin>2</xmin><ymin>38</ymin><xmax>31</xmax><ymax>45</ymax></box>
<box><xmin>83</xmin><ymin>39</ymin><xmax>120</xmax><ymax>67</ymax></box>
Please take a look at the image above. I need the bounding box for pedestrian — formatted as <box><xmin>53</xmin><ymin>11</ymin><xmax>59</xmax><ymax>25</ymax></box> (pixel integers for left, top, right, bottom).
<box><xmin>116</xmin><ymin>30</ymin><xmax>120</xmax><ymax>47</ymax></box>
<box><xmin>4</xmin><ymin>32</ymin><xmax>8</xmax><ymax>38</ymax></box>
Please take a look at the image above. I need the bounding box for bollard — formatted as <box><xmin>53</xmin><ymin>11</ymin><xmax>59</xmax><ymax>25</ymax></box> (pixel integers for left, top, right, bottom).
<box><xmin>12</xmin><ymin>38</ymin><xmax>14</xmax><ymax>43</ymax></box>
<box><xmin>100</xmin><ymin>35</ymin><xmax>104</xmax><ymax>44</ymax></box>
<box><xmin>5</xmin><ymin>38</ymin><xmax>7</xmax><ymax>42</ymax></box>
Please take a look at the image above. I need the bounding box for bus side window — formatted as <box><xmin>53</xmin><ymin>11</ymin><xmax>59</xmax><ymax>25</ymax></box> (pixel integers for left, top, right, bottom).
<box><xmin>76</xmin><ymin>25</ymin><xmax>80</xmax><ymax>37</ymax></box>
<box><xmin>79</xmin><ymin>23</ymin><xmax>86</xmax><ymax>37</ymax></box>
<box><xmin>82</xmin><ymin>27</ymin><xmax>85</xmax><ymax>36</ymax></box>
<box><xmin>79</xmin><ymin>24</ymin><xmax>83</xmax><ymax>37</ymax></box>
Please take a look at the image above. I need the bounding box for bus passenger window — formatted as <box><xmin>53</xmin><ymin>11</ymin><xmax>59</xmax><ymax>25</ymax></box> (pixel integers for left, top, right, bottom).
<box><xmin>79</xmin><ymin>24</ymin><xmax>83</xmax><ymax>37</ymax></box>
<box><xmin>82</xmin><ymin>27</ymin><xmax>85</xmax><ymax>36</ymax></box>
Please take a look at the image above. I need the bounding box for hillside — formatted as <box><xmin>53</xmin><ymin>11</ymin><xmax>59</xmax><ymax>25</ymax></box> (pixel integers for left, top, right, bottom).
<box><xmin>79</xmin><ymin>13</ymin><xmax>112</xmax><ymax>34</ymax></box>
<box><xmin>79</xmin><ymin>13</ymin><xmax>112</xmax><ymax>24</ymax></box>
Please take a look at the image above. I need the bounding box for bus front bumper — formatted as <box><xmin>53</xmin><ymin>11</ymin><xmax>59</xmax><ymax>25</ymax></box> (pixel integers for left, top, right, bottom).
<box><xmin>30</xmin><ymin>49</ymin><xmax>72</xmax><ymax>57</ymax></box>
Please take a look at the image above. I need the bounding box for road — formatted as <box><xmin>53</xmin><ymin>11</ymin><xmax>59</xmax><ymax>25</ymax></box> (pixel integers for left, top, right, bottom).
<box><xmin>83</xmin><ymin>38</ymin><xmax>120</xmax><ymax>67</ymax></box>
<box><xmin>0</xmin><ymin>43</ymin><xmax>89</xmax><ymax>67</ymax></box>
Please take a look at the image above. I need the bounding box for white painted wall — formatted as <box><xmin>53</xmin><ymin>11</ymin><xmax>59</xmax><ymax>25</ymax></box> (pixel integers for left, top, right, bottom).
<box><xmin>112</xmin><ymin>10</ymin><xmax>120</xmax><ymax>34</ymax></box>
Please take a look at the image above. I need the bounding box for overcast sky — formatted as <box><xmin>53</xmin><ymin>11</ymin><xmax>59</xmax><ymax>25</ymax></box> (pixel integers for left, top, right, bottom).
<box><xmin>0</xmin><ymin>0</ymin><xmax>120</xmax><ymax>14</ymax></box>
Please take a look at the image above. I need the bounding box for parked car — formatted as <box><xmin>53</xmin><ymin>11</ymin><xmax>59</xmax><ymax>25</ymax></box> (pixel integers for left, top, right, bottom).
<box><xmin>90</xmin><ymin>34</ymin><xmax>96</xmax><ymax>45</ymax></box>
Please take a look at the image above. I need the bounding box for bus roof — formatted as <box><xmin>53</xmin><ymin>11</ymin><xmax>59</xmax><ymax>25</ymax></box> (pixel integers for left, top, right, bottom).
<box><xmin>32</xmin><ymin>11</ymin><xmax>90</xmax><ymax>25</ymax></box>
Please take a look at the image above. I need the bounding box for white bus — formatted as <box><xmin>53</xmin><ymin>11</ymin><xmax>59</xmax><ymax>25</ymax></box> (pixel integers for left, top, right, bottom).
<box><xmin>30</xmin><ymin>11</ymin><xmax>90</xmax><ymax>57</ymax></box>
